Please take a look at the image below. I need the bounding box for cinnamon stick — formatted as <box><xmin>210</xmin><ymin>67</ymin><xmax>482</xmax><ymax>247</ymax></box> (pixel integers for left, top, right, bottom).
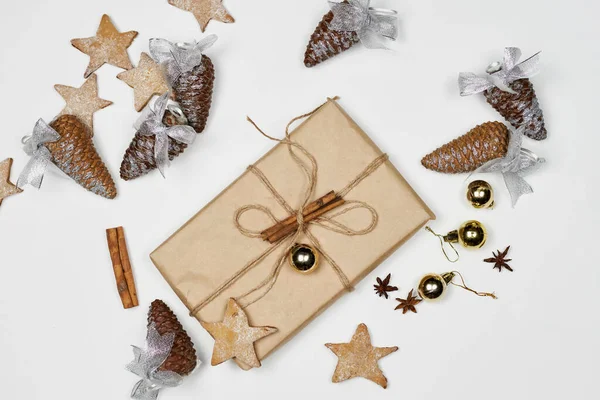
<box><xmin>260</xmin><ymin>191</ymin><xmax>338</xmax><ymax>240</ymax></box>
<box><xmin>106</xmin><ymin>227</ymin><xmax>137</xmax><ymax>309</ymax></box>
<box><xmin>116</xmin><ymin>227</ymin><xmax>138</xmax><ymax>307</ymax></box>
<box><xmin>265</xmin><ymin>197</ymin><xmax>346</xmax><ymax>243</ymax></box>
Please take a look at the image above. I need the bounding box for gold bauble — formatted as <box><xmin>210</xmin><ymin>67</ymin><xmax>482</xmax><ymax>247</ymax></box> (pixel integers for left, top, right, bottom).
<box><xmin>444</xmin><ymin>220</ymin><xmax>487</xmax><ymax>249</ymax></box>
<box><xmin>289</xmin><ymin>243</ymin><xmax>319</xmax><ymax>273</ymax></box>
<box><xmin>417</xmin><ymin>272</ymin><xmax>455</xmax><ymax>301</ymax></box>
<box><xmin>467</xmin><ymin>180</ymin><xmax>494</xmax><ymax>209</ymax></box>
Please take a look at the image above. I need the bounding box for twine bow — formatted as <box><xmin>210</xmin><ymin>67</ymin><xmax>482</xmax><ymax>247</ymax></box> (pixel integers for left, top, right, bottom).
<box><xmin>149</xmin><ymin>35</ymin><xmax>217</xmax><ymax>85</ymax></box>
<box><xmin>329</xmin><ymin>0</ymin><xmax>398</xmax><ymax>49</ymax></box>
<box><xmin>459</xmin><ymin>47</ymin><xmax>541</xmax><ymax>96</ymax></box>
<box><xmin>126</xmin><ymin>324</ymin><xmax>186</xmax><ymax>400</ymax></box>
<box><xmin>474</xmin><ymin>127</ymin><xmax>545</xmax><ymax>206</ymax></box>
<box><xmin>189</xmin><ymin>99</ymin><xmax>388</xmax><ymax>315</ymax></box>
<box><xmin>138</xmin><ymin>93</ymin><xmax>197</xmax><ymax>177</ymax></box>
<box><xmin>16</xmin><ymin>119</ymin><xmax>61</xmax><ymax>189</ymax></box>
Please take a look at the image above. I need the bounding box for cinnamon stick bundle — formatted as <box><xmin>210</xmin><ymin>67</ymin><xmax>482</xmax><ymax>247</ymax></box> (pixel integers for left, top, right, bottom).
<box><xmin>106</xmin><ymin>226</ymin><xmax>139</xmax><ymax>309</ymax></box>
<box><xmin>260</xmin><ymin>191</ymin><xmax>345</xmax><ymax>244</ymax></box>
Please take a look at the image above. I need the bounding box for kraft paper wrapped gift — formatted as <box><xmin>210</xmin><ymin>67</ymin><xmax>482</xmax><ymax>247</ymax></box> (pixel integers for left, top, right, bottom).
<box><xmin>150</xmin><ymin>98</ymin><xmax>435</xmax><ymax>368</ymax></box>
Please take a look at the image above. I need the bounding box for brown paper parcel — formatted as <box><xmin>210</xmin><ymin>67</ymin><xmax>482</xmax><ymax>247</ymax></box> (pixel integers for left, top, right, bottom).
<box><xmin>150</xmin><ymin>98</ymin><xmax>435</xmax><ymax>366</ymax></box>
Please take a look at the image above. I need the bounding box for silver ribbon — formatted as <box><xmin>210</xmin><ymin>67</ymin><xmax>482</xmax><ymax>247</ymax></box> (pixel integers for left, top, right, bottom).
<box><xmin>138</xmin><ymin>93</ymin><xmax>197</xmax><ymax>178</ymax></box>
<box><xmin>474</xmin><ymin>127</ymin><xmax>545</xmax><ymax>206</ymax></box>
<box><xmin>126</xmin><ymin>324</ymin><xmax>184</xmax><ymax>400</ymax></box>
<box><xmin>149</xmin><ymin>35</ymin><xmax>218</xmax><ymax>85</ymax></box>
<box><xmin>329</xmin><ymin>0</ymin><xmax>398</xmax><ymax>49</ymax></box>
<box><xmin>459</xmin><ymin>47</ymin><xmax>541</xmax><ymax>96</ymax></box>
<box><xmin>16</xmin><ymin>119</ymin><xmax>60</xmax><ymax>189</ymax></box>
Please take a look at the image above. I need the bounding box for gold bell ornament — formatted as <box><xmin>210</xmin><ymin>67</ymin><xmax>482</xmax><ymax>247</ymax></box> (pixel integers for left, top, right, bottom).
<box><xmin>425</xmin><ymin>220</ymin><xmax>487</xmax><ymax>262</ymax></box>
<box><xmin>417</xmin><ymin>271</ymin><xmax>497</xmax><ymax>301</ymax></box>
<box><xmin>467</xmin><ymin>180</ymin><xmax>494</xmax><ymax>209</ymax></box>
<box><xmin>289</xmin><ymin>243</ymin><xmax>319</xmax><ymax>273</ymax></box>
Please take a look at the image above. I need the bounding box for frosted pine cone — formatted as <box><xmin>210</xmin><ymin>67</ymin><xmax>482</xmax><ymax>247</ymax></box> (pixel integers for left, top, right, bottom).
<box><xmin>46</xmin><ymin>115</ymin><xmax>117</xmax><ymax>199</ymax></box>
<box><xmin>148</xmin><ymin>300</ymin><xmax>197</xmax><ymax>376</ymax></box>
<box><xmin>484</xmin><ymin>78</ymin><xmax>547</xmax><ymax>141</ymax></box>
<box><xmin>171</xmin><ymin>55</ymin><xmax>215</xmax><ymax>134</ymax></box>
<box><xmin>421</xmin><ymin>122</ymin><xmax>510</xmax><ymax>173</ymax></box>
<box><xmin>120</xmin><ymin>110</ymin><xmax>188</xmax><ymax>181</ymax></box>
<box><xmin>304</xmin><ymin>4</ymin><xmax>360</xmax><ymax>68</ymax></box>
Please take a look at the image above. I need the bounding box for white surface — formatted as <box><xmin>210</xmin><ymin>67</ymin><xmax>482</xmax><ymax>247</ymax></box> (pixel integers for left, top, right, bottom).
<box><xmin>0</xmin><ymin>0</ymin><xmax>598</xmax><ymax>399</ymax></box>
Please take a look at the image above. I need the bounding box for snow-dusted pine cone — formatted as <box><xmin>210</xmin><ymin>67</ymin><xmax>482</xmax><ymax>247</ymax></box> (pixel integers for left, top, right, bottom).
<box><xmin>171</xmin><ymin>55</ymin><xmax>215</xmax><ymax>134</ymax></box>
<box><xmin>421</xmin><ymin>121</ymin><xmax>510</xmax><ymax>173</ymax></box>
<box><xmin>148</xmin><ymin>300</ymin><xmax>197</xmax><ymax>376</ymax></box>
<box><xmin>484</xmin><ymin>78</ymin><xmax>546</xmax><ymax>140</ymax></box>
<box><xmin>304</xmin><ymin>3</ymin><xmax>360</xmax><ymax>68</ymax></box>
<box><xmin>120</xmin><ymin>110</ymin><xmax>188</xmax><ymax>181</ymax></box>
<box><xmin>46</xmin><ymin>115</ymin><xmax>117</xmax><ymax>199</ymax></box>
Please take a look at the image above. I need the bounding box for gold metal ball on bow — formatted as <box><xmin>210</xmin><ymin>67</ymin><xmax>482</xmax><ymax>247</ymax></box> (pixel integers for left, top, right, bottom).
<box><xmin>467</xmin><ymin>180</ymin><xmax>494</xmax><ymax>209</ymax></box>
<box><xmin>289</xmin><ymin>243</ymin><xmax>319</xmax><ymax>273</ymax></box>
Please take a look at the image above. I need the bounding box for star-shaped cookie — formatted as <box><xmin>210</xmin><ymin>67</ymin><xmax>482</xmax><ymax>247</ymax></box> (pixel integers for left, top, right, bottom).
<box><xmin>54</xmin><ymin>74</ymin><xmax>112</xmax><ymax>131</ymax></box>
<box><xmin>200</xmin><ymin>298</ymin><xmax>277</xmax><ymax>369</ymax></box>
<box><xmin>168</xmin><ymin>0</ymin><xmax>235</xmax><ymax>32</ymax></box>
<box><xmin>71</xmin><ymin>14</ymin><xmax>138</xmax><ymax>78</ymax></box>
<box><xmin>117</xmin><ymin>53</ymin><xmax>170</xmax><ymax>112</ymax></box>
<box><xmin>325</xmin><ymin>323</ymin><xmax>398</xmax><ymax>388</ymax></box>
<box><xmin>0</xmin><ymin>158</ymin><xmax>22</xmax><ymax>207</ymax></box>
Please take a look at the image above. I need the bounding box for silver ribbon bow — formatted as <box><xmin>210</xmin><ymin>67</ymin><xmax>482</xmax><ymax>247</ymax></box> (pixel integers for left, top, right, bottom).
<box><xmin>149</xmin><ymin>35</ymin><xmax>218</xmax><ymax>85</ymax></box>
<box><xmin>474</xmin><ymin>127</ymin><xmax>545</xmax><ymax>206</ymax></box>
<box><xmin>459</xmin><ymin>47</ymin><xmax>541</xmax><ymax>96</ymax></box>
<box><xmin>138</xmin><ymin>93</ymin><xmax>197</xmax><ymax>178</ymax></box>
<box><xmin>329</xmin><ymin>0</ymin><xmax>398</xmax><ymax>49</ymax></box>
<box><xmin>126</xmin><ymin>324</ymin><xmax>184</xmax><ymax>400</ymax></box>
<box><xmin>16</xmin><ymin>119</ymin><xmax>61</xmax><ymax>189</ymax></box>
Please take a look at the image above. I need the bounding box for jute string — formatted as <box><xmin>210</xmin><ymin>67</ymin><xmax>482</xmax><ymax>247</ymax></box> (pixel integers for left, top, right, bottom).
<box><xmin>189</xmin><ymin>98</ymin><xmax>389</xmax><ymax>316</ymax></box>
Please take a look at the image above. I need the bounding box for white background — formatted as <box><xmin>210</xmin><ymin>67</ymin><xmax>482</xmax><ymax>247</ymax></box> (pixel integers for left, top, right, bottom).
<box><xmin>1</xmin><ymin>0</ymin><xmax>598</xmax><ymax>399</ymax></box>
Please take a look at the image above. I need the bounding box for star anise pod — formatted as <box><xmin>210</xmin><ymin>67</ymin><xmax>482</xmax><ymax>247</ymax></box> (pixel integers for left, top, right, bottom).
<box><xmin>484</xmin><ymin>246</ymin><xmax>513</xmax><ymax>272</ymax></box>
<box><xmin>395</xmin><ymin>289</ymin><xmax>422</xmax><ymax>314</ymax></box>
<box><xmin>373</xmin><ymin>273</ymin><xmax>398</xmax><ymax>299</ymax></box>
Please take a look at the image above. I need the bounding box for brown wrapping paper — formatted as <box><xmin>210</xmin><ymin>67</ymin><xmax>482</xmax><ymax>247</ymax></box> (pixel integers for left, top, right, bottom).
<box><xmin>150</xmin><ymin>98</ymin><xmax>435</xmax><ymax>366</ymax></box>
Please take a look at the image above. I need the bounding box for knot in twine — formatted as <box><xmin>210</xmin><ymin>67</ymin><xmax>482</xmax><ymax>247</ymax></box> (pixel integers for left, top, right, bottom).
<box><xmin>189</xmin><ymin>98</ymin><xmax>388</xmax><ymax>315</ymax></box>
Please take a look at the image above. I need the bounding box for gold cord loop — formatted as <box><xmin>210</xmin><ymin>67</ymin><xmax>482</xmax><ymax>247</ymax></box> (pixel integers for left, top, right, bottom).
<box><xmin>449</xmin><ymin>271</ymin><xmax>497</xmax><ymax>299</ymax></box>
<box><xmin>425</xmin><ymin>226</ymin><xmax>459</xmax><ymax>263</ymax></box>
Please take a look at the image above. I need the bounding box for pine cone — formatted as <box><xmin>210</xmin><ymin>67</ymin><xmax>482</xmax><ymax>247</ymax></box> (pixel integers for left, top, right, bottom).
<box><xmin>46</xmin><ymin>115</ymin><xmax>117</xmax><ymax>199</ymax></box>
<box><xmin>304</xmin><ymin>3</ymin><xmax>360</xmax><ymax>68</ymax></box>
<box><xmin>120</xmin><ymin>110</ymin><xmax>189</xmax><ymax>181</ymax></box>
<box><xmin>421</xmin><ymin>121</ymin><xmax>510</xmax><ymax>173</ymax></box>
<box><xmin>148</xmin><ymin>299</ymin><xmax>197</xmax><ymax>376</ymax></box>
<box><xmin>484</xmin><ymin>78</ymin><xmax>547</xmax><ymax>140</ymax></box>
<box><xmin>171</xmin><ymin>55</ymin><xmax>215</xmax><ymax>134</ymax></box>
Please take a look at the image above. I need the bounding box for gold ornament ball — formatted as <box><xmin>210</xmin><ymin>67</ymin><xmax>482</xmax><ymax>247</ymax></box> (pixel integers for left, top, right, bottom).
<box><xmin>418</xmin><ymin>272</ymin><xmax>454</xmax><ymax>301</ymax></box>
<box><xmin>458</xmin><ymin>220</ymin><xmax>487</xmax><ymax>248</ymax></box>
<box><xmin>289</xmin><ymin>244</ymin><xmax>319</xmax><ymax>273</ymax></box>
<box><xmin>467</xmin><ymin>180</ymin><xmax>494</xmax><ymax>209</ymax></box>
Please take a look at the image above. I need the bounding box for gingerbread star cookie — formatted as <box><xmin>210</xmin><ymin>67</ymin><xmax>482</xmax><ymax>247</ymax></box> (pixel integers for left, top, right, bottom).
<box><xmin>325</xmin><ymin>323</ymin><xmax>398</xmax><ymax>388</ymax></box>
<box><xmin>0</xmin><ymin>158</ymin><xmax>22</xmax><ymax>207</ymax></box>
<box><xmin>200</xmin><ymin>298</ymin><xmax>277</xmax><ymax>369</ymax></box>
<box><xmin>117</xmin><ymin>53</ymin><xmax>170</xmax><ymax>112</ymax></box>
<box><xmin>54</xmin><ymin>74</ymin><xmax>112</xmax><ymax>131</ymax></box>
<box><xmin>71</xmin><ymin>14</ymin><xmax>138</xmax><ymax>78</ymax></box>
<box><xmin>168</xmin><ymin>0</ymin><xmax>235</xmax><ymax>32</ymax></box>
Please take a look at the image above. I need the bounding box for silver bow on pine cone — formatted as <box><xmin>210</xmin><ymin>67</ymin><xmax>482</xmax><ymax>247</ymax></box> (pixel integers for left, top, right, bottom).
<box><xmin>474</xmin><ymin>127</ymin><xmax>545</xmax><ymax>206</ymax></box>
<box><xmin>126</xmin><ymin>324</ymin><xmax>184</xmax><ymax>400</ymax></box>
<box><xmin>459</xmin><ymin>47</ymin><xmax>541</xmax><ymax>96</ymax></box>
<box><xmin>329</xmin><ymin>0</ymin><xmax>398</xmax><ymax>49</ymax></box>
<box><xmin>17</xmin><ymin>119</ymin><xmax>61</xmax><ymax>189</ymax></box>
<box><xmin>137</xmin><ymin>93</ymin><xmax>196</xmax><ymax>178</ymax></box>
<box><xmin>149</xmin><ymin>35</ymin><xmax>218</xmax><ymax>85</ymax></box>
